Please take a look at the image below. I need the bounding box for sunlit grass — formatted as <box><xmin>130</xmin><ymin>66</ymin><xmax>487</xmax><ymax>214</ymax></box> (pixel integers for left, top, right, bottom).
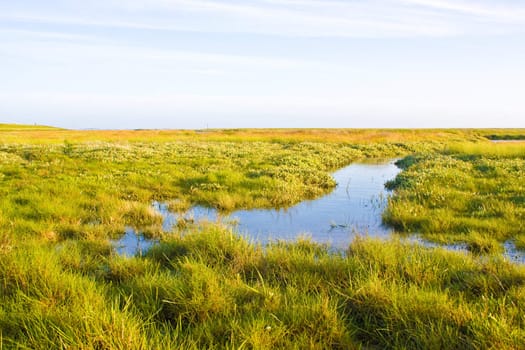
<box><xmin>2</xmin><ymin>124</ymin><xmax>525</xmax><ymax>348</ymax></box>
<box><xmin>0</xmin><ymin>139</ymin><xmax>420</xmax><ymax>245</ymax></box>
<box><xmin>385</xmin><ymin>149</ymin><xmax>525</xmax><ymax>252</ymax></box>
<box><xmin>3</xmin><ymin>229</ymin><xmax>525</xmax><ymax>348</ymax></box>
<box><xmin>0</xmin><ymin>123</ymin><xmax>506</xmax><ymax>144</ymax></box>
<box><xmin>446</xmin><ymin>141</ymin><xmax>525</xmax><ymax>158</ymax></box>
<box><xmin>0</xmin><ymin>123</ymin><xmax>62</xmax><ymax>131</ymax></box>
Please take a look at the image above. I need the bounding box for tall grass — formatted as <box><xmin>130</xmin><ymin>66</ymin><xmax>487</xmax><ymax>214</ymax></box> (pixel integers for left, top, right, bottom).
<box><xmin>2</xmin><ymin>125</ymin><xmax>525</xmax><ymax>348</ymax></box>
<box><xmin>3</xmin><ymin>228</ymin><xmax>525</xmax><ymax>348</ymax></box>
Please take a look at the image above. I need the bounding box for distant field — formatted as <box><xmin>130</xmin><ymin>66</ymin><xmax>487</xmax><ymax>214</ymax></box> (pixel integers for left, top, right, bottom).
<box><xmin>3</xmin><ymin>123</ymin><xmax>520</xmax><ymax>143</ymax></box>
<box><xmin>1</xmin><ymin>124</ymin><xmax>525</xmax><ymax>349</ymax></box>
<box><xmin>0</xmin><ymin>123</ymin><xmax>63</xmax><ymax>131</ymax></box>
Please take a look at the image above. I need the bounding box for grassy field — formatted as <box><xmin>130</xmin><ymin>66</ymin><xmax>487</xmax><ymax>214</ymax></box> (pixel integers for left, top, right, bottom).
<box><xmin>384</xmin><ymin>142</ymin><xmax>525</xmax><ymax>253</ymax></box>
<box><xmin>0</xmin><ymin>125</ymin><xmax>490</xmax><ymax>144</ymax></box>
<box><xmin>1</xmin><ymin>125</ymin><xmax>525</xmax><ymax>349</ymax></box>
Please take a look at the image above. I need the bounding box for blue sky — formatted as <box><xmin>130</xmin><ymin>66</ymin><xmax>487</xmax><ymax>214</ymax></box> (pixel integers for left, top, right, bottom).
<box><xmin>1</xmin><ymin>0</ymin><xmax>524</xmax><ymax>129</ymax></box>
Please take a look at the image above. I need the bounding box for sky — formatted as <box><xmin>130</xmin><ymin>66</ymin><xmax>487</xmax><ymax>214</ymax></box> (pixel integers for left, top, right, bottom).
<box><xmin>0</xmin><ymin>0</ymin><xmax>524</xmax><ymax>129</ymax></box>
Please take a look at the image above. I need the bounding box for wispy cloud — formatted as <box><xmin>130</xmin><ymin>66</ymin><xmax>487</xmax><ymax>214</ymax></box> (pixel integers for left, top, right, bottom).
<box><xmin>115</xmin><ymin>0</ymin><xmax>525</xmax><ymax>35</ymax></box>
<box><xmin>1</xmin><ymin>0</ymin><xmax>524</xmax><ymax>129</ymax></box>
<box><xmin>4</xmin><ymin>0</ymin><xmax>524</xmax><ymax>38</ymax></box>
<box><xmin>0</xmin><ymin>36</ymin><xmax>326</xmax><ymax>71</ymax></box>
<box><xmin>0</xmin><ymin>12</ymin><xmax>195</xmax><ymax>33</ymax></box>
<box><xmin>400</xmin><ymin>0</ymin><xmax>525</xmax><ymax>21</ymax></box>
<box><xmin>0</xmin><ymin>28</ymin><xmax>95</xmax><ymax>41</ymax></box>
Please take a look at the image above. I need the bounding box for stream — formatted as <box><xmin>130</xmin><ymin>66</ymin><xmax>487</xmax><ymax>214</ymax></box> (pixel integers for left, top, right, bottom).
<box><xmin>113</xmin><ymin>159</ymin><xmax>525</xmax><ymax>263</ymax></box>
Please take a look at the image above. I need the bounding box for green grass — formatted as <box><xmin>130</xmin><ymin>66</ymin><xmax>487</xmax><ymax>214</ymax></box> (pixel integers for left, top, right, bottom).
<box><xmin>384</xmin><ymin>142</ymin><xmax>525</xmax><ymax>252</ymax></box>
<box><xmin>0</xmin><ymin>123</ymin><xmax>505</xmax><ymax>144</ymax></box>
<box><xmin>0</xmin><ymin>123</ymin><xmax>61</xmax><ymax>131</ymax></box>
<box><xmin>3</xmin><ymin>229</ymin><xmax>525</xmax><ymax>349</ymax></box>
<box><xmin>446</xmin><ymin>141</ymin><xmax>525</xmax><ymax>158</ymax></box>
<box><xmin>2</xmin><ymin>125</ymin><xmax>525</xmax><ymax>348</ymax></box>
<box><xmin>0</xmin><ymin>139</ymin><xmax>422</xmax><ymax>246</ymax></box>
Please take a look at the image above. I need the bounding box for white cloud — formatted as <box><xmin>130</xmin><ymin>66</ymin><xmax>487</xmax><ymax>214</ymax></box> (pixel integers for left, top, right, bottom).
<box><xmin>0</xmin><ymin>37</ymin><xmax>326</xmax><ymax>71</ymax></box>
<box><xmin>0</xmin><ymin>28</ymin><xmax>95</xmax><ymax>41</ymax></box>
<box><xmin>1</xmin><ymin>0</ymin><xmax>524</xmax><ymax>129</ymax></box>
<box><xmin>0</xmin><ymin>12</ymin><xmax>195</xmax><ymax>33</ymax></box>
<box><xmin>4</xmin><ymin>0</ymin><xmax>524</xmax><ymax>38</ymax></box>
<box><xmin>399</xmin><ymin>0</ymin><xmax>525</xmax><ymax>21</ymax></box>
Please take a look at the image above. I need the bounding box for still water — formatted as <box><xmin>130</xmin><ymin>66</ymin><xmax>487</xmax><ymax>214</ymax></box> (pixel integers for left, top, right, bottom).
<box><xmin>114</xmin><ymin>160</ymin><xmax>401</xmax><ymax>255</ymax></box>
<box><xmin>112</xmin><ymin>160</ymin><xmax>525</xmax><ymax>264</ymax></box>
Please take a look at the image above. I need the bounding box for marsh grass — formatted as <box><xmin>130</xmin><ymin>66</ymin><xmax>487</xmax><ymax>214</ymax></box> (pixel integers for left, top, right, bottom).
<box><xmin>3</xmin><ymin>228</ymin><xmax>525</xmax><ymax>348</ymax></box>
<box><xmin>0</xmin><ymin>139</ymin><xmax>422</xmax><ymax>246</ymax></box>
<box><xmin>0</xmin><ymin>125</ymin><xmax>496</xmax><ymax>144</ymax></box>
<box><xmin>384</xmin><ymin>144</ymin><xmax>525</xmax><ymax>252</ymax></box>
<box><xmin>446</xmin><ymin>141</ymin><xmax>525</xmax><ymax>158</ymax></box>
<box><xmin>2</xmin><ymin>125</ymin><xmax>525</xmax><ymax>348</ymax></box>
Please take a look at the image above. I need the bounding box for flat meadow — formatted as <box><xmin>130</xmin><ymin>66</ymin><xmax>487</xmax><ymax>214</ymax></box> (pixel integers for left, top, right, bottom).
<box><xmin>1</xmin><ymin>125</ymin><xmax>525</xmax><ymax>349</ymax></box>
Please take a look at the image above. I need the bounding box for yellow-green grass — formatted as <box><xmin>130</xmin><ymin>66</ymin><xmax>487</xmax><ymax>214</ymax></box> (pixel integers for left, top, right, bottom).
<box><xmin>384</xmin><ymin>146</ymin><xmax>525</xmax><ymax>253</ymax></box>
<box><xmin>0</xmin><ymin>123</ymin><xmax>62</xmax><ymax>131</ymax></box>
<box><xmin>446</xmin><ymin>141</ymin><xmax>525</xmax><ymax>158</ymax></box>
<box><xmin>2</xmin><ymin>125</ymin><xmax>525</xmax><ymax>348</ymax></box>
<box><xmin>0</xmin><ymin>123</ymin><xmax>507</xmax><ymax>144</ymax></box>
<box><xmin>478</xmin><ymin>129</ymin><xmax>525</xmax><ymax>140</ymax></box>
<box><xmin>2</xmin><ymin>228</ymin><xmax>525</xmax><ymax>349</ymax></box>
<box><xmin>0</xmin><ymin>140</ymin><xmax>415</xmax><ymax>245</ymax></box>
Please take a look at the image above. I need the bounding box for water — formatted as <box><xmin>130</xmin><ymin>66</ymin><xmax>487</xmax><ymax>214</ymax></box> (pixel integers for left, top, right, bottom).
<box><xmin>112</xmin><ymin>160</ymin><xmax>525</xmax><ymax>264</ymax></box>
<box><xmin>178</xmin><ymin>160</ymin><xmax>396</xmax><ymax>246</ymax></box>
<box><xmin>504</xmin><ymin>240</ymin><xmax>525</xmax><ymax>264</ymax></box>
<box><xmin>114</xmin><ymin>160</ymin><xmax>401</xmax><ymax>255</ymax></box>
<box><xmin>407</xmin><ymin>236</ymin><xmax>469</xmax><ymax>254</ymax></box>
<box><xmin>113</xmin><ymin>227</ymin><xmax>158</xmax><ymax>256</ymax></box>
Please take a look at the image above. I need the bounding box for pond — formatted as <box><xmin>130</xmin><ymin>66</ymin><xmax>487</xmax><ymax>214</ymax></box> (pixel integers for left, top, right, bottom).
<box><xmin>114</xmin><ymin>159</ymin><xmax>401</xmax><ymax>255</ymax></box>
<box><xmin>113</xmin><ymin>159</ymin><xmax>525</xmax><ymax>263</ymax></box>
